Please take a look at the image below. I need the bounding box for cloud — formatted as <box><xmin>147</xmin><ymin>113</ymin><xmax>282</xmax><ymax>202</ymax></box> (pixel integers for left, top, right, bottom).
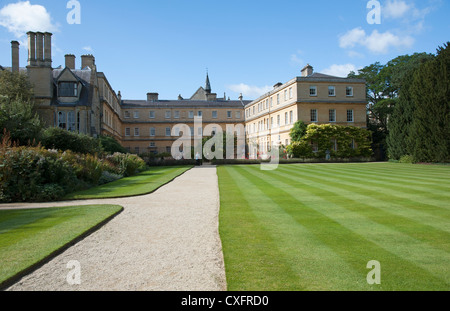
<box><xmin>227</xmin><ymin>83</ymin><xmax>272</xmax><ymax>99</ymax></box>
<box><xmin>83</xmin><ymin>46</ymin><xmax>93</xmax><ymax>52</ymax></box>
<box><xmin>383</xmin><ymin>0</ymin><xmax>412</xmax><ymax>19</ymax></box>
<box><xmin>339</xmin><ymin>27</ymin><xmax>414</xmax><ymax>54</ymax></box>
<box><xmin>0</xmin><ymin>1</ymin><xmax>58</xmax><ymax>38</ymax></box>
<box><xmin>322</xmin><ymin>64</ymin><xmax>357</xmax><ymax>78</ymax></box>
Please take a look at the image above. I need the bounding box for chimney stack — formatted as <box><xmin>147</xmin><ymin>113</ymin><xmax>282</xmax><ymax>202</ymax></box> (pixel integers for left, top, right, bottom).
<box><xmin>27</xmin><ymin>32</ymin><xmax>36</xmax><ymax>66</ymax></box>
<box><xmin>81</xmin><ymin>54</ymin><xmax>95</xmax><ymax>70</ymax></box>
<box><xmin>36</xmin><ymin>32</ymin><xmax>44</xmax><ymax>66</ymax></box>
<box><xmin>44</xmin><ymin>32</ymin><xmax>52</xmax><ymax>67</ymax></box>
<box><xmin>11</xmin><ymin>41</ymin><xmax>20</xmax><ymax>73</ymax></box>
<box><xmin>147</xmin><ymin>93</ymin><xmax>159</xmax><ymax>102</ymax></box>
<box><xmin>26</xmin><ymin>31</ymin><xmax>52</xmax><ymax>68</ymax></box>
<box><xmin>301</xmin><ymin>64</ymin><xmax>313</xmax><ymax>77</ymax></box>
<box><xmin>65</xmin><ymin>54</ymin><xmax>76</xmax><ymax>70</ymax></box>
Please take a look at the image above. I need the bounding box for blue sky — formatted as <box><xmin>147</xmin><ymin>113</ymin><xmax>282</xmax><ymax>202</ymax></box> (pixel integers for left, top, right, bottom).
<box><xmin>0</xmin><ymin>0</ymin><xmax>449</xmax><ymax>100</ymax></box>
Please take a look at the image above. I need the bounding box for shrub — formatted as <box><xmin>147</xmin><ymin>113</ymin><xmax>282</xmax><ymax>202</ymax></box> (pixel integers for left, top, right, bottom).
<box><xmin>98</xmin><ymin>171</ymin><xmax>123</xmax><ymax>185</ymax></box>
<box><xmin>105</xmin><ymin>153</ymin><xmax>146</xmax><ymax>177</ymax></box>
<box><xmin>41</xmin><ymin>127</ymin><xmax>102</xmax><ymax>155</ymax></box>
<box><xmin>0</xmin><ymin>146</ymin><xmax>77</xmax><ymax>202</ymax></box>
<box><xmin>99</xmin><ymin>135</ymin><xmax>127</xmax><ymax>154</ymax></box>
<box><xmin>399</xmin><ymin>155</ymin><xmax>415</xmax><ymax>163</ymax></box>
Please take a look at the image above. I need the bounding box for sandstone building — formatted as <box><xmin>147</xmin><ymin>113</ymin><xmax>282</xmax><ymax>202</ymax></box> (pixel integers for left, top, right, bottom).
<box><xmin>2</xmin><ymin>33</ymin><xmax>367</xmax><ymax>158</ymax></box>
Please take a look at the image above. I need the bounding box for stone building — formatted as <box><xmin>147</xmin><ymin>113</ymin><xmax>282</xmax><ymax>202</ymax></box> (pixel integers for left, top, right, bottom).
<box><xmin>2</xmin><ymin>34</ymin><xmax>367</xmax><ymax>158</ymax></box>
<box><xmin>245</xmin><ymin>64</ymin><xmax>367</xmax><ymax>158</ymax></box>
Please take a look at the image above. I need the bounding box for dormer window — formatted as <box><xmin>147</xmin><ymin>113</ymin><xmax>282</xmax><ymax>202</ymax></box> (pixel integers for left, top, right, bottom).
<box><xmin>59</xmin><ymin>82</ymin><xmax>78</xmax><ymax>97</ymax></box>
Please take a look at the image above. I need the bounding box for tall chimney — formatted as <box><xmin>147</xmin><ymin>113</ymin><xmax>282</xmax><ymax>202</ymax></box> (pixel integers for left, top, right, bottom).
<box><xmin>44</xmin><ymin>32</ymin><xmax>52</xmax><ymax>67</ymax></box>
<box><xmin>27</xmin><ymin>32</ymin><xmax>36</xmax><ymax>66</ymax></box>
<box><xmin>81</xmin><ymin>54</ymin><xmax>95</xmax><ymax>70</ymax></box>
<box><xmin>11</xmin><ymin>41</ymin><xmax>20</xmax><ymax>73</ymax></box>
<box><xmin>36</xmin><ymin>32</ymin><xmax>44</xmax><ymax>66</ymax></box>
<box><xmin>147</xmin><ymin>93</ymin><xmax>159</xmax><ymax>102</ymax></box>
<box><xmin>65</xmin><ymin>54</ymin><xmax>76</xmax><ymax>70</ymax></box>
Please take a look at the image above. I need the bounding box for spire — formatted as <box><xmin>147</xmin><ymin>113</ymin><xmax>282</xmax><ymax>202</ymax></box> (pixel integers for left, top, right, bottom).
<box><xmin>205</xmin><ymin>70</ymin><xmax>211</xmax><ymax>94</ymax></box>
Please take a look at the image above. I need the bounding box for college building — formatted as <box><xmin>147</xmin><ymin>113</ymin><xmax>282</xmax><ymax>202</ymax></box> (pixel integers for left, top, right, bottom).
<box><xmin>1</xmin><ymin>33</ymin><xmax>367</xmax><ymax>157</ymax></box>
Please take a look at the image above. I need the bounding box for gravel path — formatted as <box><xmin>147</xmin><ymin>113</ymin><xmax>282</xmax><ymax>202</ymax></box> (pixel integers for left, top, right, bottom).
<box><xmin>3</xmin><ymin>167</ymin><xmax>227</xmax><ymax>291</ymax></box>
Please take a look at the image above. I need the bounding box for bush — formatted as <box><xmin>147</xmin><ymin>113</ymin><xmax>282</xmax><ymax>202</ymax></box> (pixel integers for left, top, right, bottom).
<box><xmin>98</xmin><ymin>171</ymin><xmax>123</xmax><ymax>185</ymax></box>
<box><xmin>0</xmin><ymin>146</ymin><xmax>77</xmax><ymax>202</ymax></box>
<box><xmin>105</xmin><ymin>153</ymin><xmax>146</xmax><ymax>177</ymax></box>
<box><xmin>99</xmin><ymin>135</ymin><xmax>127</xmax><ymax>154</ymax></box>
<box><xmin>399</xmin><ymin>155</ymin><xmax>415</xmax><ymax>163</ymax></box>
<box><xmin>41</xmin><ymin>127</ymin><xmax>102</xmax><ymax>155</ymax></box>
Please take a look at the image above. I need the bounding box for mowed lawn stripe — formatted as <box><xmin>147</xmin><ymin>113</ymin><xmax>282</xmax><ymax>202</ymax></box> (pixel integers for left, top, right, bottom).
<box><xmin>286</xmin><ymin>164</ymin><xmax>450</xmax><ymax>215</ymax></box>
<box><xmin>218</xmin><ymin>166</ymin><xmax>304</xmax><ymax>291</ymax></box>
<box><xmin>278</xmin><ymin>165</ymin><xmax>450</xmax><ymax>233</ymax></box>
<box><xmin>274</xmin><ymin>165</ymin><xmax>450</xmax><ymax>252</ymax></box>
<box><xmin>325</xmin><ymin>163</ymin><xmax>450</xmax><ymax>190</ymax></box>
<box><xmin>238</xmin><ymin>165</ymin><xmax>449</xmax><ymax>290</ymax></box>
<box><xmin>220</xmin><ymin>166</ymin><xmax>365</xmax><ymax>291</ymax></box>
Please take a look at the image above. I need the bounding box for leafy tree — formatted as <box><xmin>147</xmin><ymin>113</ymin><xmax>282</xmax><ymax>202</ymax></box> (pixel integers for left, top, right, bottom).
<box><xmin>290</xmin><ymin>120</ymin><xmax>308</xmax><ymax>143</ymax></box>
<box><xmin>0</xmin><ymin>71</ymin><xmax>34</xmax><ymax>102</ymax></box>
<box><xmin>99</xmin><ymin>135</ymin><xmax>127</xmax><ymax>154</ymax></box>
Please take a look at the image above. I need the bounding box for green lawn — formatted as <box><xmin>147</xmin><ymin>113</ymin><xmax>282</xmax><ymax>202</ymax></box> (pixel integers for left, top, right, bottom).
<box><xmin>65</xmin><ymin>166</ymin><xmax>192</xmax><ymax>200</ymax></box>
<box><xmin>0</xmin><ymin>205</ymin><xmax>123</xmax><ymax>288</ymax></box>
<box><xmin>218</xmin><ymin>163</ymin><xmax>450</xmax><ymax>291</ymax></box>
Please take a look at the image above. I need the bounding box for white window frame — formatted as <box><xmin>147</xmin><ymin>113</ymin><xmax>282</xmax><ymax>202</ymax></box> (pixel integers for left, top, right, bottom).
<box><xmin>310</xmin><ymin>86</ymin><xmax>317</xmax><ymax>97</ymax></box>
<box><xmin>347</xmin><ymin>109</ymin><xmax>354</xmax><ymax>123</ymax></box>
<box><xmin>328</xmin><ymin>86</ymin><xmax>336</xmax><ymax>97</ymax></box>
<box><xmin>346</xmin><ymin>86</ymin><xmax>354</xmax><ymax>97</ymax></box>
<box><xmin>311</xmin><ymin>109</ymin><xmax>318</xmax><ymax>123</ymax></box>
<box><xmin>329</xmin><ymin>109</ymin><xmax>336</xmax><ymax>122</ymax></box>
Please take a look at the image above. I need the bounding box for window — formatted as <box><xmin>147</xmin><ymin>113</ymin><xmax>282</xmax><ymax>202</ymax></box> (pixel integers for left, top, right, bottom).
<box><xmin>135</xmin><ymin>147</ymin><xmax>140</xmax><ymax>154</ymax></box>
<box><xmin>285</xmin><ymin>112</ymin><xmax>288</xmax><ymax>125</ymax></box>
<box><xmin>58</xmin><ymin>111</ymin><xmax>66</xmax><ymax>129</ymax></box>
<box><xmin>277</xmin><ymin>94</ymin><xmax>280</xmax><ymax>105</ymax></box>
<box><xmin>328</xmin><ymin>86</ymin><xmax>336</xmax><ymax>97</ymax></box>
<box><xmin>150</xmin><ymin>142</ymin><xmax>156</xmax><ymax>147</ymax></box>
<box><xmin>134</xmin><ymin>128</ymin><xmax>140</xmax><ymax>136</ymax></box>
<box><xmin>174</xmin><ymin>111</ymin><xmax>180</xmax><ymax>119</ymax></box>
<box><xmin>189</xmin><ymin>111</ymin><xmax>194</xmax><ymax>119</ymax></box>
<box><xmin>212</xmin><ymin>111</ymin><xmax>218</xmax><ymax>119</ymax></box>
<box><xmin>310</xmin><ymin>86</ymin><xmax>317</xmax><ymax>96</ymax></box>
<box><xmin>58</xmin><ymin>82</ymin><xmax>78</xmax><ymax>97</ymax></box>
<box><xmin>198</xmin><ymin>111</ymin><xmax>203</xmax><ymax>117</ymax></box>
<box><xmin>347</xmin><ymin>109</ymin><xmax>354</xmax><ymax>122</ymax></box>
<box><xmin>236</xmin><ymin>111</ymin><xmax>241</xmax><ymax>119</ymax></box>
<box><xmin>125</xmin><ymin>128</ymin><xmax>131</xmax><ymax>136</ymax></box>
<box><xmin>165</xmin><ymin>127</ymin><xmax>171</xmax><ymax>136</ymax></box>
<box><xmin>346</xmin><ymin>87</ymin><xmax>354</xmax><ymax>97</ymax></box>
<box><xmin>277</xmin><ymin>115</ymin><xmax>281</xmax><ymax>127</ymax></box>
<box><xmin>150</xmin><ymin>127</ymin><xmax>156</xmax><ymax>137</ymax></box>
<box><xmin>270</xmin><ymin>97</ymin><xmax>273</xmax><ymax>107</ymax></box>
<box><xmin>329</xmin><ymin>109</ymin><xmax>336</xmax><ymax>122</ymax></box>
<box><xmin>149</xmin><ymin>111</ymin><xmax>155</xmax><ymax>119</ymax></box>
<box><xmin>284</xmin><ymin>90</ymin><xmax>288</xmax><ymax>101</ymax></box>
<box><xmin>227</xmin><ymin>111</ymin><xmax>232</xmax><ymax>118</ymax></box>
<box><xmin>174</xmin><ymin>127</ymin><xmax>180</xmax><ymax>136</ymax></box>
<box><xmin>290</xmin><ymin>111</ymin><xmax>294</xmax><ymax>124</ymax></box>
<box><xmin>68</xmin><ymin>111</ymin><xmax>76</xmax><ymax>132</ymax></box>
<box><xmin>271</xmin><ymin>117</ymin><xmax>274</xmax><ymax>128</ymax></box>
<box><xmin>289</xmin><ymin>87</ymin><xmax>293</xmax><ymax>99</ymax></box>
<box><xmin>198</xmin><ymin>127</ymin><xmax>203</xmax><ymax>136</ymax></box>
<box><xmin>165</xmin><ymin>111</ymin><xmax>171</xmax><ymax>119</ymax></box>
<box><xmin>166</xmin><ymin>147</ymin><xmax>171</xmax><ymax>154</ymax></box>
<box><xmin>311</xmin><ymin>109</ymin><xmax>318</xmax><ymax>122</ymax></box>
<box><xmin>134</xmin><ymin>111</ymin><xmax>139</xmax><ymax>119</ymax></box>
<box><xmin>253</xmin><ymin>106</ymin><xmax>255</xmax><ymax>114</ymax></box>
<box><xmin>124</xmin><ymin>111</ymin><xmax>131</xmax><ymax>119</ymax></box>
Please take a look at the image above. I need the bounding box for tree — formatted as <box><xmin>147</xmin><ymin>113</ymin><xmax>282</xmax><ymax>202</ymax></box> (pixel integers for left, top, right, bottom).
<box><xmin>409</xmin><ymin>43</ymin><xmax>450</xmax><ymax>162</ymax></box>
<box><xmin>290</xmin><ymin>120</ymin><xmax>307</xmax><ymax>143</ymax></box>
<box><xmin>0</xmin><ymin>71</ymin><xmax>41</xmax><ymax>145</ymax></box>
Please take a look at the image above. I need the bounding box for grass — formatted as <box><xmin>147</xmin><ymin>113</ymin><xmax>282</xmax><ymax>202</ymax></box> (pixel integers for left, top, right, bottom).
<box><xmin>217</xmin><ymin>162</ymin><xmax>450</xmax><ymax>291</ymax></box>
<box><xmin>64</xmin><ymin>166</ymin><xmax>192</xmax><ymax>200</ymax></box>
<box><xmin>0</xmin><ymin>204</ymin><xmax>123</xmax><ymax>288</ymax></box>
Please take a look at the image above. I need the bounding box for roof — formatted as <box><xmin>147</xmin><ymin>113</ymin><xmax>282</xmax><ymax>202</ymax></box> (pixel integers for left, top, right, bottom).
<box><xmin>121</xmin><ymin>99</ymin><xmax>251</xmax><ymax>109</ymax></box>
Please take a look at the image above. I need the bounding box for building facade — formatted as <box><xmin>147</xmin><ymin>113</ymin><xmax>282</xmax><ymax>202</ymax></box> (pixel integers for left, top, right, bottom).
<box><xmin>245</xmin><ymin>65</ymin><xmax>367</xmax><ymax>158</ymax></box>
<box><xmin>2</xmin><ymin>35</ymin><xmax>367</xmax><ymax>158</ymax></box>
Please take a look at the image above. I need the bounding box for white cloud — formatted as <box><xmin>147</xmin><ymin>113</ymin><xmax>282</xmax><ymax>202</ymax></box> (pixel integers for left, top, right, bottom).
<box><xmin>0</xmin><ymin>1</ymin><xmax>58</xmax><ymax>38</ymax></box>
<box><xmin>83</xmin><ymin>46</ymin><xmax>93</xmax><ymax>52</ymax></box>
<box><xmin>339</xmin><ymin>27</ymin><xmax>414</xmax><ymax>54</ymax></box>
<box><xmin>383</xmin><ymin>0</ymin><xmax>412</xmax><ymax>19</ymax></box>
<box><xmin>227</xmin><ymin>83</ymin><xmax>272</xmax><ymax>99</ymax></box>
<box><xmin>322</xmin><ymin>64</ymin><xmax>357</xmax><ymax>78</ymax></box>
